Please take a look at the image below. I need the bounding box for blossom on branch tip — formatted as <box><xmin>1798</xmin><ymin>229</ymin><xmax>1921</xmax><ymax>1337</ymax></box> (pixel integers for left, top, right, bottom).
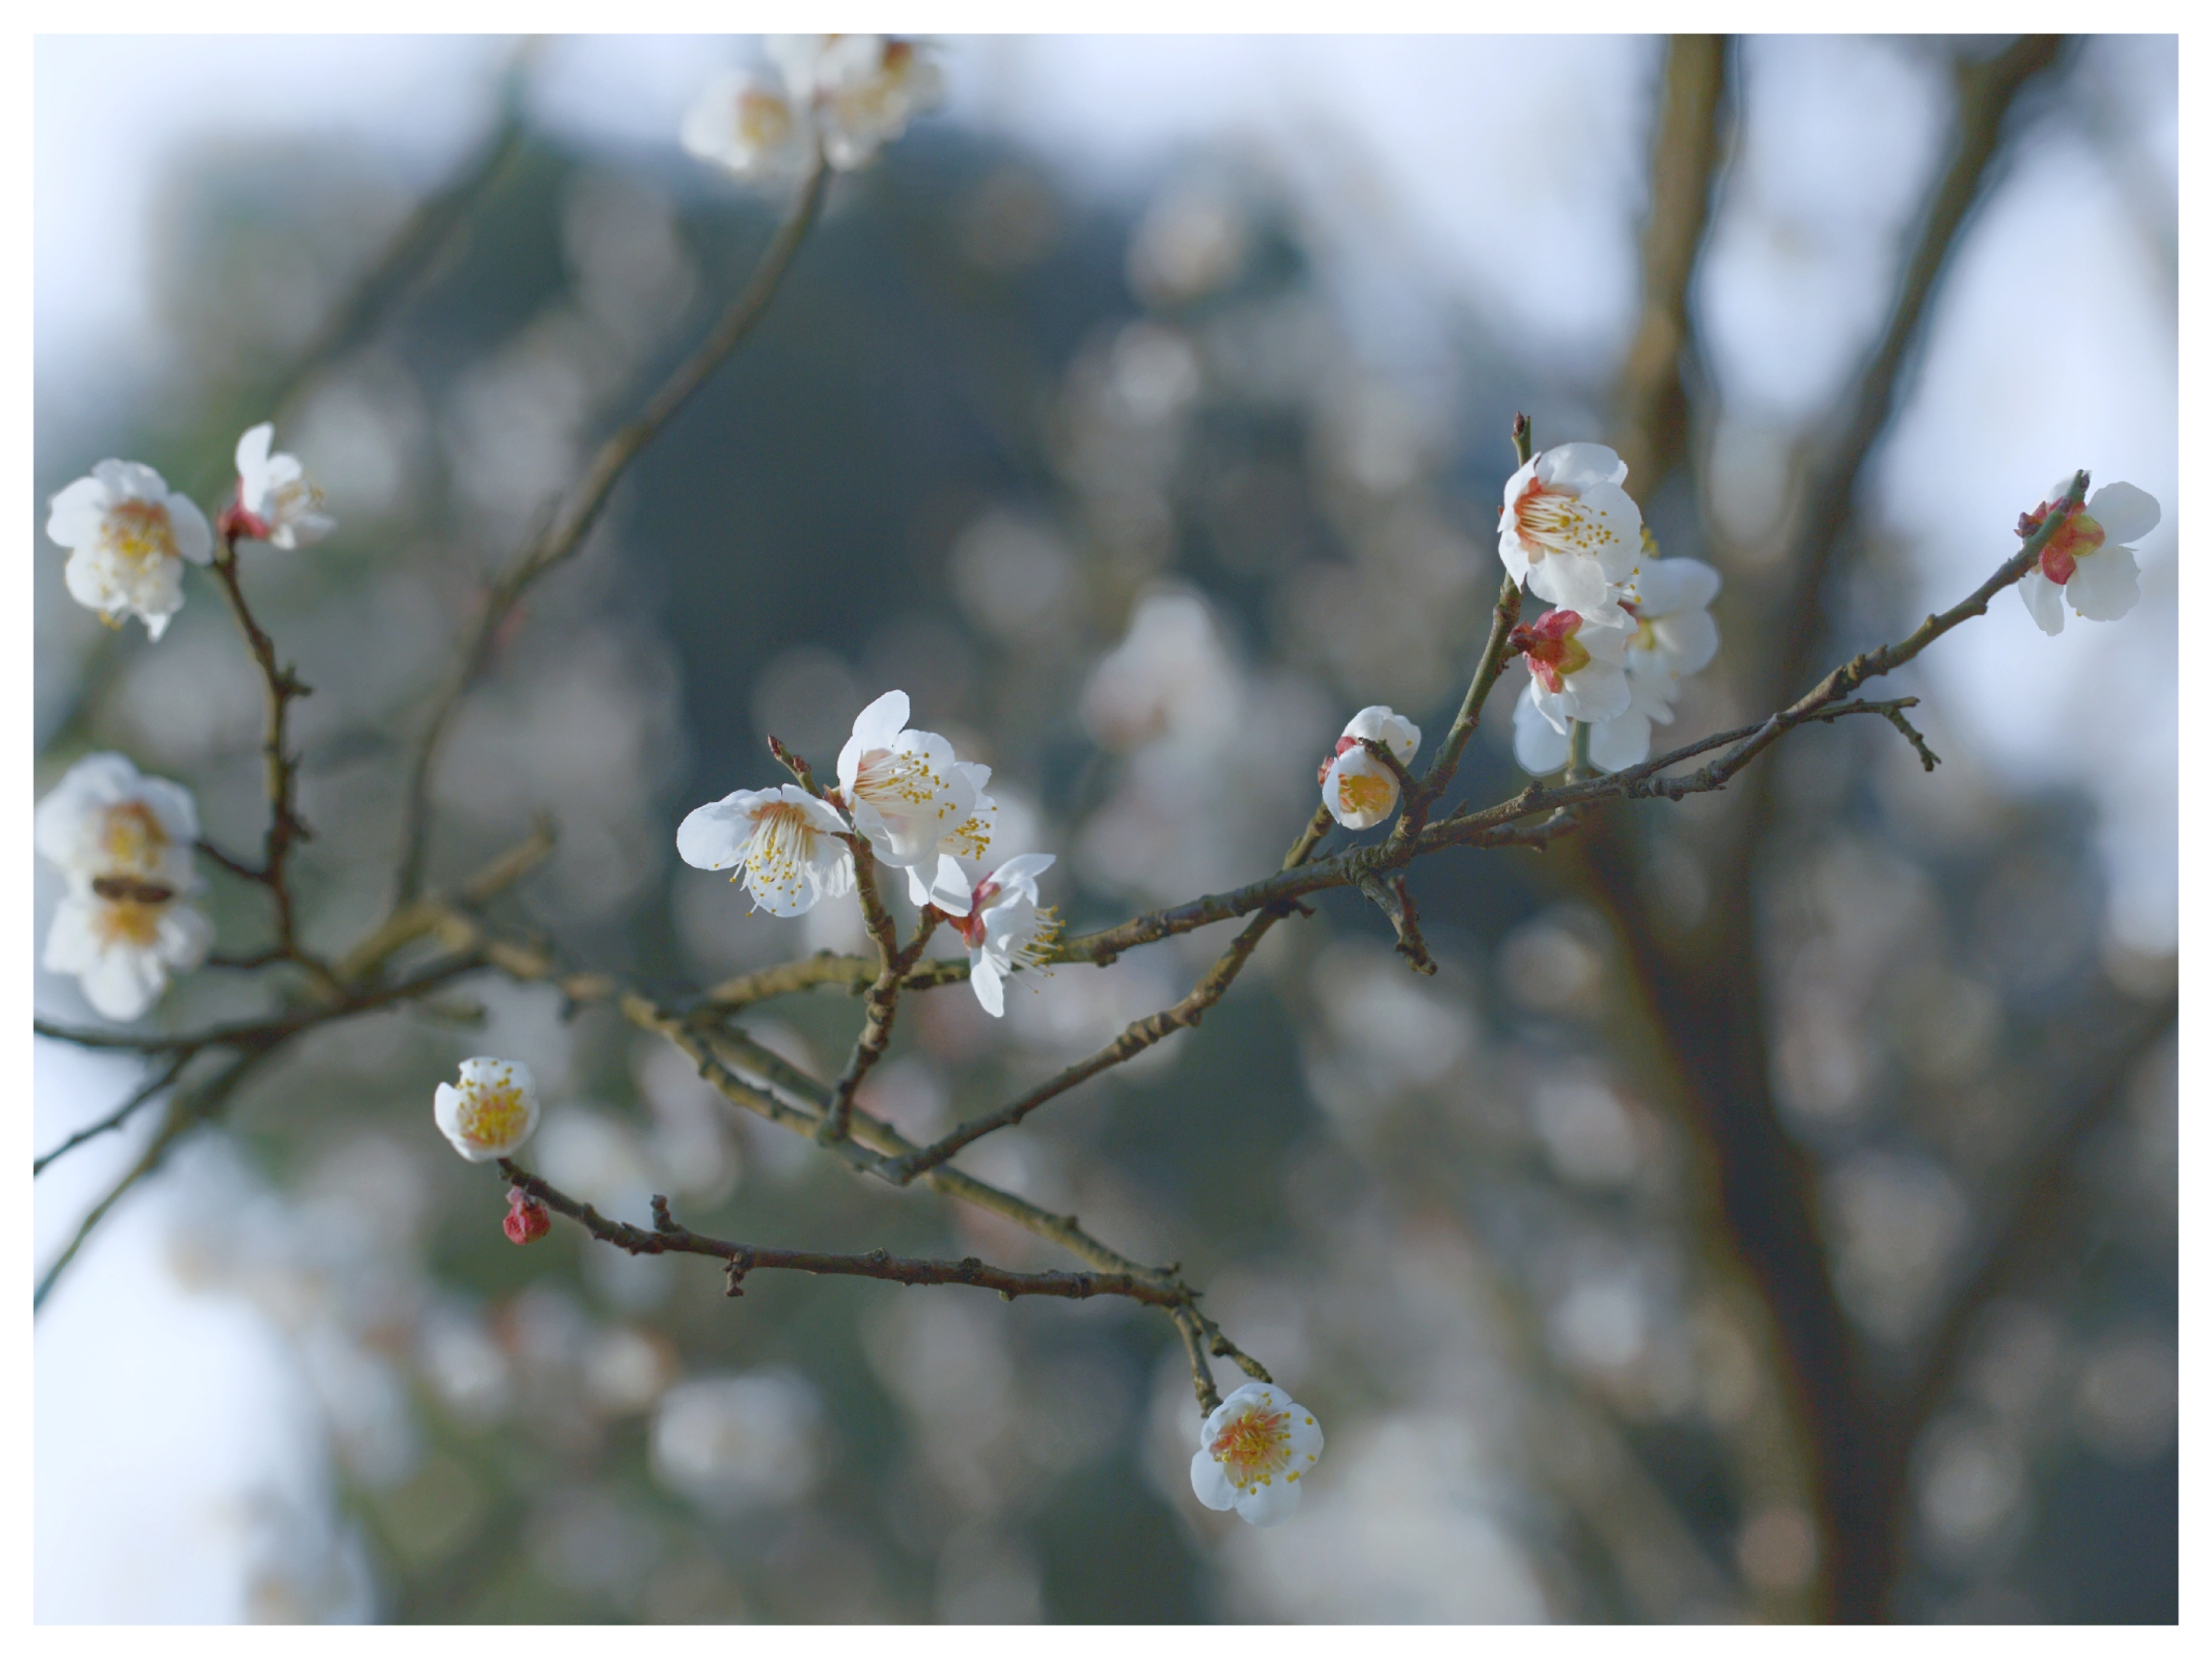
<box><xmin>1318</xmin><ymin>705</ymin><xmax>1421</xmax><ymax>830</ymax></box>
<box><xmin>769</xmin><ymin>35</ymin><xmax>942</xmax><ymax>171</ymax></box>
<box><xmin>1511</xmin><ymin>606</ymin><xmax>1631</xmax><ymax>738</ymax></box>
<box><xmin>677</xmin><ymin>784</ymin><xmax>855</xmax><ymax>917</ymax></box>
<box><xmin>434</xmin><ymin>1058</ymin><xmax>540</xmax><ymax>1163</ymax></box>
<box><xmin>834</xmin><ymin>690</ymin><xmax>976</xmax><ymax>880</ymax></box>
<box><xmin>681</xmin><ymin>73</ymin><xmax>809</xmax><ymax>179</ymax></box>
<box><xmin>45</xmin><ymin>459</ymin><xmax>214</xmax><ymax>640</ymax></box>
<box><xmin>1189</xmin><ymin>1382</ymin><xmax>1324</xmax><ymax>1527</ymax></box>
<box><xmin>1497</xmin><ymin>442</ymin><xmax>1642</xmax><ymax>624</ymax></box>
<box><xmin>954</xmin><ymin>853</ymin><xmax>1060</xmax><ymax>1018</ymax></box>
<box><xmin>226</xmin><ymin>423</ymin><xmax>335</xmax><ymax>549</ymax></box>
<box><xmin>2016</xmin><ymin>479</ymin><xmax>2159</xmax><ymax>636</ymax></box>
<box><xmin>36</xmin><ymin>753</ymin><xmax>210</xmax><ymax>1021</ymax></box>
<box><xmin>685</xmin><ymin>36</ymin><xmax>941</xmax><ymax>180</ymax></box>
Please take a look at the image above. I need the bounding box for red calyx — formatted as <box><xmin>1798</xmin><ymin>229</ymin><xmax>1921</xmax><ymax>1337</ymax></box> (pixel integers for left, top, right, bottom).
<box><xmin>504</xmin><ymin>1188</ymin><xmax>552</xmax><ymax>1245</ymax></box>
<box><xmin>1508</xmin><ymin>608</ymin><xmax>1582</xmax><ymax>693</ymax></box>
<box><xmin>216</xmin><ymin>484</ymin><xmax>271</xmax><ymax>545</ymax></box>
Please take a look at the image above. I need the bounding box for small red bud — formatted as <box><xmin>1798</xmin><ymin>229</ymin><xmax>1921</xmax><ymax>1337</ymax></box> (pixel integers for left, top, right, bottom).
<box><xmin>503</xmin><ymin>1188</ymin><xmax>552</xmax><ymax>1245</ymax></box>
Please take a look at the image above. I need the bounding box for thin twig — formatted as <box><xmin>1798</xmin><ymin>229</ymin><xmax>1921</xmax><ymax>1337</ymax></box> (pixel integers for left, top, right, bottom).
<box><xmin>498</xmin><ymin>1162</ymin><xmax>1188</xmax><ymax>1307</ymax></box>
<box><xmin>33</xmin><ymin>1052</ymin><xmax>193</xmax><ymax>1176</ymax></box>
<box><xmin>393</xmin><ymin>154</ymin><xmax>833</xmax><ymax>903</ymax></box>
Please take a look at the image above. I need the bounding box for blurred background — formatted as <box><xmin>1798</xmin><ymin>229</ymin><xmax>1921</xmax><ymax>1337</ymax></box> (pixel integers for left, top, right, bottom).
<box><xmin>32</xmin><ymin>34</ymin><xmax>2176</xmax><ymax>1623</ymax></box>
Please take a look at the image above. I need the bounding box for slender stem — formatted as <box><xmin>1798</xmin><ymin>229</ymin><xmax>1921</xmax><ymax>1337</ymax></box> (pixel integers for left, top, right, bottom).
<box><xmin>204</xmin><ymin>533</ymin><xmax>333</xmax><ymax>988</ymax></box>
<box><xmin>393</xmin><ymin>153</ymin><xmax>832</xmax><ymax>903</ymax></box>
<box><xmin>32</xmin><ymin>1052</ymin><xmax>193</xmax><ymax>1176</ymax></box>
<box><xmin>498</xmin><ymin>1162</ymin><xmax>1187</xmax><ymax>1307</ymax></box>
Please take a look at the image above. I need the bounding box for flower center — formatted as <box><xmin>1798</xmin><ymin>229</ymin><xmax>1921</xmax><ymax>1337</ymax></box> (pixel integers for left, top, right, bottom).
<box><xmin>1336</xmin><ymin>767</ymin><xmax>1393</xmax><ymax>819</ymax></box>
<box><xmin>743</xmin><ymin>802</ymin><xmax>827</xmax><ymax>901</ymax></box>
<box><xmin>103</xmin><ymin>500</ymin><xmax>179</xmax><ymax>567</ymax></box>
<box><xmin>457</xmin><ymin>1079</ymin><xmax>530</xmax><ymax>1148</ymax></box>
<box><xmin>738</xmin><ymin>88</ymin><xmax>793</xmax><ymax>149</ymax></box>
<box><xmin>1512</xmin><ymin>479</ymin><xmax>1621</xmax><ymax>560</ymax></box>
<box><xmin>92</xmin><ymin>897</ymin><xmax>164</xmax><ymax>949</ymax></box>
<box><xmin>854</xmin><ymin>747</ymin><xmax>948</xmax><ymax>814</ymax></box>
<box><xmin>98</xmin><ymin>801</ymin><xmax>170</xmax><ymax>878</ymax></box>
<box><xmin>2035</xmin><ymin>505</ymin><xmax>2106</xmax><ymax>587</ymax></box>
<box><xmin>1209</xmin><ymin>1404</ymin><xmax>1292</xmax><ymax>1487</ymax></box>
<box><xmin>1510</xmin><ymin>610</ymin><xmax>1591</xmax><ymax>695</ymax></box>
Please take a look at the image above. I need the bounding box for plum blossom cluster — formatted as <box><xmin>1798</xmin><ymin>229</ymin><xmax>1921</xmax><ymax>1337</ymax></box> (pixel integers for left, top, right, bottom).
<box><xmin>1498</xmin><ymin>443</ymin><xmax>1724</xmax><ymax>777</ymax></box>
<box><xmin>678</xmin><ymin>690</ymin><xmax>1059</xmax><ymax>1018</ymax></box>
<box><xmin>35</xmin><ymin>754</ymin><xmax>212</xmax><ymax>1021</ymax></box>
<box><xmin>682</xmin><ymin>35</ymin><xmax>942</xmax><ymax>179</ymax></box>
<box><xmin>35</xmin><ymin>426</ymin><xmax>332</xmax><ymax>1023</ymax></box>
<box><xmin>46</xmin><ymin>424</ymin><xmax>331</xmax><ymax>640</ymax></box>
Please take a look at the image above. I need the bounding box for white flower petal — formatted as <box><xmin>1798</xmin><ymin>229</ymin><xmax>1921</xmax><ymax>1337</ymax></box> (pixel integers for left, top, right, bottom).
<box><xmin>1233</xmin><ymin>1478</ymin><xmax>1302</xmax><ymax>1527</ymax></box>
<box><xmin>235</xmin><ymin>422</ymin><xmax>275</xmax><ymax>487</ymax></box>
<box><xmin>2086</xmin><ymin>481</ymin><xmax>2160</xmax><ymax>546</ymax></box>
<box><xmin>1563</xmin><ymin>659</ymin><xmax>1631</xmax><ymax>724</ymax></box>
<box><xmin>1650</xmin><ymin>605</ymin><xmax>1719</xmax><ymax>678</ymax></box>
<box><xmin>1633</xmin><ymin>556</ymin><xmax>1721</xmax><ymax>616</ymax></box>
<box><xmin>969</xmin><ymin>954</ymin><xmax>1006</xmax><ymax>1018</ymax></box>
<box><xmin>168</xmin><ymin>495</ymin><xmax>214</xmax><ymax>564</ymax></box>
<box><xmin>2018</xmin><ymin>570</ymin><xmax>2066</xmax><ymax>635</ymax></box>
<box><xmin>1190</xmin><ymin>1449</ymin><xmax>1237</xmax><ymax>1512</ymax></box>
<box><xmin>1538</xmin><ymin>441</ymin><xmax>1629</xmax><ymax>490</ymax></box>
<box><xmin>2065</xmin><ymin>544</ymin><xmax>2140</xmax><ymax>622</ymax></box>
<box><xmin>1513</xmin><ymin>683</ymin><xmax>1571</xmax><ymax>774</ymax></box>
<box><xmin>45</xmin><ymin>475</ymin><xmax>110</xmax><ymax>548</ymax></box>
<box><xmin>1587</xmin><ymin>707</ymin><xmax>1653</xmax><ymax>772</ymax></box>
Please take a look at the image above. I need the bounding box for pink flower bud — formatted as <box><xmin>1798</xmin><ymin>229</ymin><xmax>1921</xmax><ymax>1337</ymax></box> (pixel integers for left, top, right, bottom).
<box><xmin>504</xmin><ymin>1188</ymin><xmax>552</xmax><ymax>1245</ymax></box>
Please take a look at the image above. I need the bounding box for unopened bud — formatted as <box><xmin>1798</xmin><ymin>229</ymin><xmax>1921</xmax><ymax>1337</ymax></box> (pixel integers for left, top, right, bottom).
<box><xmin>504</xmin><ymin>1188</ymin><xmax>552</xmax><ymax>1245</ymax></box>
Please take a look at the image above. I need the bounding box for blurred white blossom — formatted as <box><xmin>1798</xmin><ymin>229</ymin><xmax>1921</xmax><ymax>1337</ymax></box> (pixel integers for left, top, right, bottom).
<box><xmin>36</xmin><ymin>752</ymin><xmax>210</xmax><ymax>1020</ymax></box>
<box><xmin>45</xmin><ymin>458</ymin><xmax>213</xmax><ymax>640</ymax></box>
<box><xmin>229</xmin><ymin>422</ymin><xmax>335</xmax><ymax>549</ymax></box>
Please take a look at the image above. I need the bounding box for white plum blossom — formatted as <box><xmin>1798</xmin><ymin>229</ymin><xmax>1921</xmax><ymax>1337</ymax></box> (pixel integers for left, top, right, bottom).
<box><xmin>769</xmin><ymin>35</ymin><xmax>943</xmax><ymax>171</ymax></box>
<box><xmin>2016</xmin><ymin>479</ymin><xmax>2160</xmax><ymax>636</ymax></box>
<box><xmin>684</xmin><ymin>36</ymin><xmax>941</xmax><ymax>180</ymax></box>
<box><xmin>35</xmin><ymin>753</ymin><xmax>211</xmax><ymax>1021</ymax></box>
<box><xmin>1511</xmin><ymin>606</ymin><xmax>1632</xmax><ymax>747</ymax></box>
<box><xmin>681</xmin><ymin>71</ymin><xmax>810</xmax><ymax>180</ymax></box>
<box><xmin>833</xmin><ymin>691</ymin><xmax>976</xmax><ymax>880</ymax></box>
<box><xmin>45</xmin><ymin>459</ymin><xmax>214</xmax><ymax>640</ymax></box>
<box><xmin>906</xmin><ymin>758</ymin><xmax>998</xmax><ymax>915</ymax></box>
<box><xmin>1497</xmin><ymin>442</ymin><xmax>1643</xmax><ymax>623</ymax></box>
<box><xmin>954</xmin><ymin>853</ymin><xmax>1060</xmax><ymax>1017</ymax></box>
<box><xmin>678</xmin><ymin>784</ymin><xmax>855</xmax><ymax>917</ymax></box>
<box><xmin>1517</xmin><ymin>558</ymin><xmax>1722</xmax><ymax>774</ymax></box>
<box><xmin>434</xmin><ymin>1057</ymin><xmax>541</xmax><ymax>1163</ymax></box>
<box><xmin>1189</xmin><ymin>1382</ymin><xmax>1324</xmax><ymax>1527</ymax></box>
<box><xmin>1318</xmin><ymin>705</ymin><xmax>1422</xmax><ymax>830</ymax></box>
<box><xmin>229</xmin><ymin>423</ymin><xmax>335</xmax><ymax>550</ymax></box>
